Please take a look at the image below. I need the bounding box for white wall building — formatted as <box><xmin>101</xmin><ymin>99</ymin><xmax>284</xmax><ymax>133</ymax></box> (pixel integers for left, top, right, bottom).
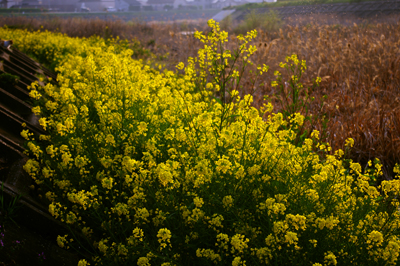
<box><xmin>4</xmin><ymin>0</ymin><xmax>19</xmax><ymax>8</ymax></box>
<box><xmin>79</xmin><ymin>0</ymin><xmax>115</xmax><ymax>11</ymax></box>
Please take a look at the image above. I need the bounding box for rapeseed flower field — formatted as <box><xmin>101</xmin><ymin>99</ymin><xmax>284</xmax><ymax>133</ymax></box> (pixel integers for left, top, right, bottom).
<box><xmin>2</xmin><ymin>20</ymin><xmax>400</xmax><ymax>265</ymax></box>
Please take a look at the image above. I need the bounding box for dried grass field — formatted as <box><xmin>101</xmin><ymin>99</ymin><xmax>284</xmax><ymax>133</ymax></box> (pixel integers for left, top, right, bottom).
<box><xmin>1</xmin><ymin>13</ymin><xmax>399</xmax><ymax>181</ymax></box>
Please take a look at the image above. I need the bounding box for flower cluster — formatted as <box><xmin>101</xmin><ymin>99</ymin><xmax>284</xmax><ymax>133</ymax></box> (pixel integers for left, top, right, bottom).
<box><xmin>4</xmin><ymin>20</ymin><xmax>400</xmax><ymax>266</ymax></box>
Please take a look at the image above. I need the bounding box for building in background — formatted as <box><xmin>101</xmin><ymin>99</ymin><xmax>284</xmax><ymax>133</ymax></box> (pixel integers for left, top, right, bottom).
<box><xmin>37</xmin><ymin>0</ymin><xmax>79</xmax><ymax>11</ymax></box>
<box><xmin>3</xmin><ymin>0</ymin><xmax>276</xmax><ymax>10</ymax></box>
<box><xmin>211</xmin><ymin>0</ymin><xmax>275</xmax><ymax>8</ymax></box>
<box><xmin>21</xmin><ymin>0</ymin><xmax>40</xmax><ymax>5</ymax></box>
<box><xmin>1</xmin><ymin>0</ymin><xmax>20</xmax><ymax>8</ymax></box>
<box><xmin>78</xmin><ymin>0</ymin><xmax>115</xmax><ymax>11</ymax></box>
<box><xmin>143</xmin><ymin>0</ymin><xmax>173</xmax><ymax>10</ymax></box>
<box><xmin>127</xmin><ymin>0</ymin><xmax>141</xmax><ymax>10</ymax></box>
<box><xmin>115</xmin><ymin>0</ymin><xmax>130</xmax><ymax>11</ymax></box>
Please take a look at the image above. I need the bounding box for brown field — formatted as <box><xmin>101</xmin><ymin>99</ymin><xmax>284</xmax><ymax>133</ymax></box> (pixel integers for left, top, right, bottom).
<box><xmin>1</xmin><ymin>14</ymin><xmax>399</xmax><ymax>180</ymax></box>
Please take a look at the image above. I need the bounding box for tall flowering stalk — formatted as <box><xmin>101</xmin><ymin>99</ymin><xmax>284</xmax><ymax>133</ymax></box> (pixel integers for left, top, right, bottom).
<box><xmin>269</xmin><ymin>54</ymin><xmax>329</xmax><ymax>148</ymax></box>
<box><xmin>181</xmin><ymin>20</ymin><xmax>267</xmax><ymax>106</ymax></box>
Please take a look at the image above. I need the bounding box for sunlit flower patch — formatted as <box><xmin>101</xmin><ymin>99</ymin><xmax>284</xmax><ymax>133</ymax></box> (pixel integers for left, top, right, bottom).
<box><xmin>3</xmin><ymin>20</ymin><xmax>400</xmax><ymax>265</ymax></box>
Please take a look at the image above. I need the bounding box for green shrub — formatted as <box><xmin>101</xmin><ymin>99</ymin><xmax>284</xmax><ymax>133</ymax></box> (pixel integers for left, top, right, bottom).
<box><xmin>0</xmin><ymin>72</ymin><xmax>19</xmax><ymax>87</ymax></box>
<box><xmin>234</xmin><ymin>10</ymin><xmax>282</xmax><ymax>34</ymax></box>
<box><xmin>219</xmin><ymin>15</ymin><xmax>233</xmax><ymax>32</ymax></box>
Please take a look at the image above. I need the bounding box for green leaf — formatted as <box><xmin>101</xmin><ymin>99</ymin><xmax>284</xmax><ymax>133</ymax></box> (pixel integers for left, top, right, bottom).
<box><xmin>214</xmin><ymin>97</ymin><xmax>223</xmax><ymax>106</ymax></box>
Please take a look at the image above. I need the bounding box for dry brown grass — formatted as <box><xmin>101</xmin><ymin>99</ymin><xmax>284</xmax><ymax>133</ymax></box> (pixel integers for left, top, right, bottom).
<box><xmin>0</xmin><ymin>16</ymin><xmax>208</xmax><ymax>60</ymax></box>
<box><xmin>1</xmin><ymin>14</ymin><xmax>400</xmax><ymax>180</ymax></box>
<box><xmin>256</xmin><ymin>15</ymin><xmax>400</xmax><ymax>181</ymax></box>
